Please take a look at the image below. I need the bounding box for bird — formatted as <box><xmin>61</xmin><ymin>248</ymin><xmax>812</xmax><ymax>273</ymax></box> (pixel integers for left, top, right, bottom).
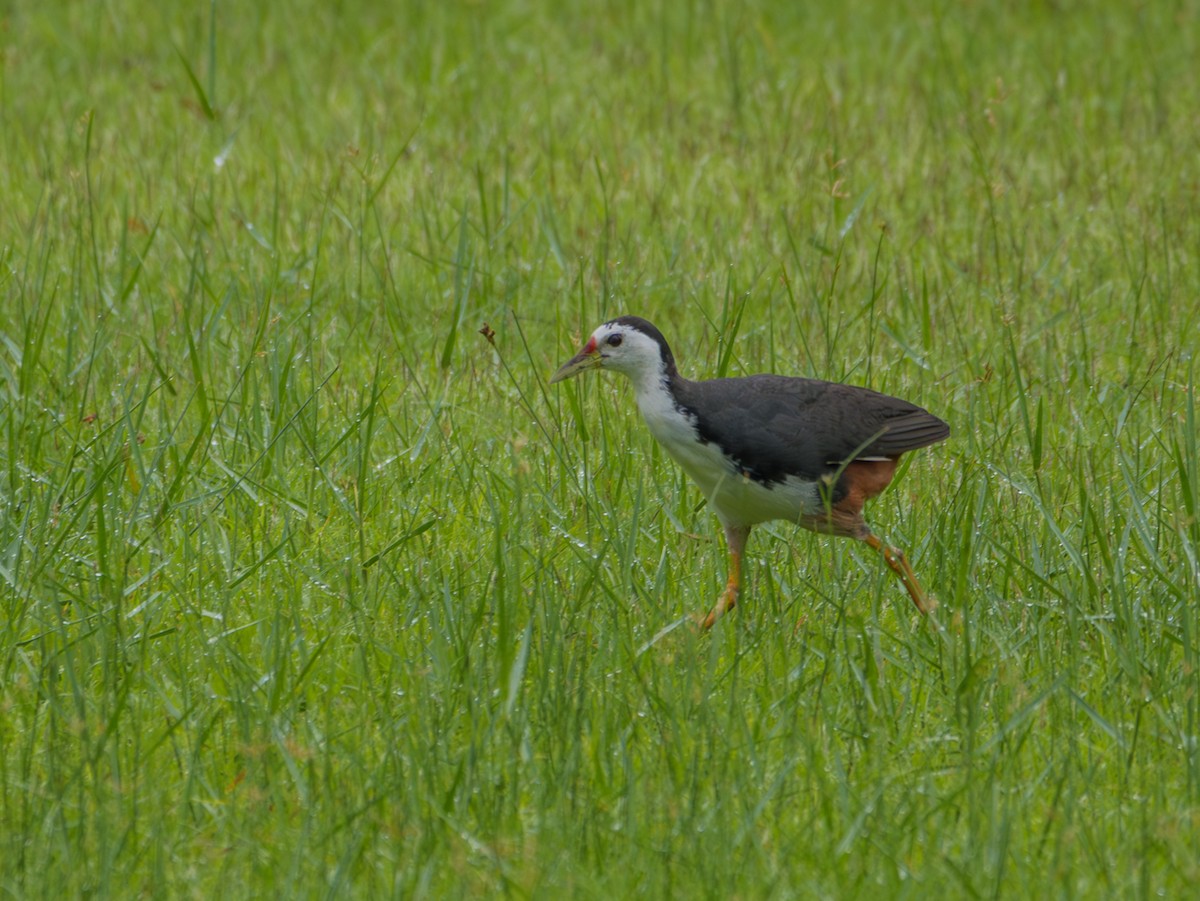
<box><xmin>549</xmin><ymin>316</ymin><xmax>950</xmax><ymax>628</ymax></box>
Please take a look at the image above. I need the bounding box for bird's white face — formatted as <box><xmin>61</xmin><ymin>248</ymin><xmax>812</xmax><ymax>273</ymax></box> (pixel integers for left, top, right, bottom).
<box><xmin>549</xmin><ymin>321</ymin><xmax>667</xmax><ymax>385</ymax></box>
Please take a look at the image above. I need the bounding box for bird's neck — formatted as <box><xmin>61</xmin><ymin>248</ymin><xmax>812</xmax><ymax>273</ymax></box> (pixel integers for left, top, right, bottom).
<box><xmin>627</xmin><ymin>363</ymin><xmax>690</xmax><ymax>428</ymax></box>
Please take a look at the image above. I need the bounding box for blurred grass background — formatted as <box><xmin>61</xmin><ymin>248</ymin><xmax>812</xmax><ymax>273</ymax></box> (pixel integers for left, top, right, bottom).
<box><xmin>2</xmin><ymin>0</ymin><xmax>1198</xmax><ymax>896</ymax></box>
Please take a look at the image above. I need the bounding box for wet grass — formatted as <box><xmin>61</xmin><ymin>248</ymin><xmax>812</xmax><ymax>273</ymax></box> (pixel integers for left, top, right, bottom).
<box><xmin>1</xmin><ymin>0</ymin><xmax>1198</xmax><ymax>896</ymax></box>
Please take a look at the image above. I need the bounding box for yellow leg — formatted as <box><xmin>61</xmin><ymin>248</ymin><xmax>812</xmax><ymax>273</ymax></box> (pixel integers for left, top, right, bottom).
<box><xmin>701</xmin><ymin>524</ymin><xmax>749</xmax><ymax>629</ymax></box>
<box><xmin>863</xmin><ymin>533</ymin><xmax>937</xmax><ymax>613</ymax></box>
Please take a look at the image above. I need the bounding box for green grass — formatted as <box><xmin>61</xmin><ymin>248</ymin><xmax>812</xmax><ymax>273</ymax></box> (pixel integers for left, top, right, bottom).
<box><xmin>2</xmin><ymin>0</ymin><xmax>1199</xmax><ymax>896</ymax></box>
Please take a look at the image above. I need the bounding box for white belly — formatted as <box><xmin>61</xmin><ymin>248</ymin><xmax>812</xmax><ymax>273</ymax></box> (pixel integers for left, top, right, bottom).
<box><xmin>638</xmin><ymin>396</ymin><xmax>822</xmax><ymax>527</ymax></box>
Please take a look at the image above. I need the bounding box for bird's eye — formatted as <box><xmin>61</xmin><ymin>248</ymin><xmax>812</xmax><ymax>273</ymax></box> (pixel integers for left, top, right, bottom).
<box><xmin>606</xmin><ymin>334</ymin><xmax>623</xmax><ymax>347</ymax></box>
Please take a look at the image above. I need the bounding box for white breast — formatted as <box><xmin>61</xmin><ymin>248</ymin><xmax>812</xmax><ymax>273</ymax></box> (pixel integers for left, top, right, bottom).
<box><xmin>634</xmin><ymin>382</ymin><xmax>823</xmax><ymax>528</ymax></box>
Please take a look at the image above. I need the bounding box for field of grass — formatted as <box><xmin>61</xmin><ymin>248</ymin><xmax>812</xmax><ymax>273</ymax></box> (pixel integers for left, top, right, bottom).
<box><xmin>2</xmin><ymin>0</ymin><xmax>1199</xmax><ymax>896</ymax></box>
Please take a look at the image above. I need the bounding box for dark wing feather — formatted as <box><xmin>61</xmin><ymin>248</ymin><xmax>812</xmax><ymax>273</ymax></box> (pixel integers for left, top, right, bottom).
<box><xmin>672</xmin><ymin>374</ymin><xmax>949</xmax><ymax>484</ymax></box>
<box><xmin>859</xmin><ymin>408</ymin><xmax>952</xmax><ymax>457</ymax></box>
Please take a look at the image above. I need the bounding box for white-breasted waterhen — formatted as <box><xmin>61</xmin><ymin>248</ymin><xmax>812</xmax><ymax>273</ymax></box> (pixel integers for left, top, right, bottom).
<box><xmin>550</xmin><ymin>316</ymin><xmax>950</xmax><ymax>628</ymax></box>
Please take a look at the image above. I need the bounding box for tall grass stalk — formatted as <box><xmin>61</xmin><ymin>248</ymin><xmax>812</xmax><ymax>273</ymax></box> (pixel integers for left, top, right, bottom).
<box><xmin>2</xmin><ymin>0</ymin><xmax>1198</xmax><ymax>896</ymax></box>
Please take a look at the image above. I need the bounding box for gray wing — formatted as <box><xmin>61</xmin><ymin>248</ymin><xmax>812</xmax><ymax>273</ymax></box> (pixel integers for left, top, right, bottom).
<box><xmin>674</xmin><ymin>374</ymin><xmax>950</xmax><ymax>483</ymax></box>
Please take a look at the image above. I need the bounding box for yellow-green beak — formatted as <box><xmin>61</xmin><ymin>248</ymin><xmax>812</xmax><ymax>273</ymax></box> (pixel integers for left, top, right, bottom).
<box><xmin>549</xmin><ymin>348</ymin><xmax>601</xmax><ymax>384</ymax></box>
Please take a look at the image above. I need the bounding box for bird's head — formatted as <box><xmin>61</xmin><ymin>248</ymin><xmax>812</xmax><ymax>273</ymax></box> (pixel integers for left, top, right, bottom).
<box><xmin>549</xmin><ymin>317</ymin><xmax>675</xmax><ymax>385</ymax></box>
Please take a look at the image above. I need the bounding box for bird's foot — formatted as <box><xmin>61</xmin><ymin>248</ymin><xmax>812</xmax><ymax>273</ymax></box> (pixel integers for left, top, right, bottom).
<box><xmin>864</xmin><ymin>533</ymin><xmax>938</xmax><ymax>614</ymax></box>
<box><xmin>698</xmin><ymin>586</ymin><xmax>739</xmax><ymax>630</ymax></box>
<box><xmin>881</xmin><ymin>545</ymin><xmax>938</xmax><ymax>613</ymax></box>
